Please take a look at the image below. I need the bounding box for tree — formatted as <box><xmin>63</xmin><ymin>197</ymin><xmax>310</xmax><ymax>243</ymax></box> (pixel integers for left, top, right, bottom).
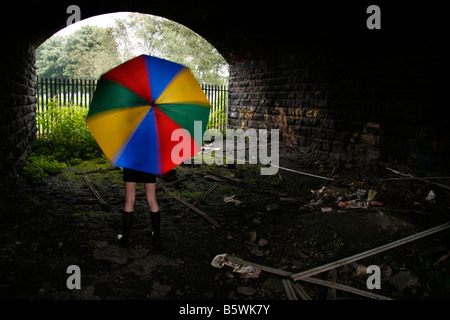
<box><xmin>111</xmin><ymin>14</ymin><xmax>228</xmax><ymax>84</ymax></box>
<box><xmin>37</xmin><ymin>13</ymin><xmax>228</xmax><ymax>84</ymax></box>
<box><xmin>36</xmin><ymin>36</ymin><xmax>66</xmax><ymax>78</ymax></box>
<box><xmin>37</xmin><ymin>26</ymin><xmax>121</xmax><ymax>79</ymax></box>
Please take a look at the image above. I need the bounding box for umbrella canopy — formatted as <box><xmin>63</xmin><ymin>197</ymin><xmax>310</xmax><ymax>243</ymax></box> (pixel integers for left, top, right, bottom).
<box><xmin>86</xmin><ymin>55</ymin><xmax>211</xmax><ymax>175</ymax></box>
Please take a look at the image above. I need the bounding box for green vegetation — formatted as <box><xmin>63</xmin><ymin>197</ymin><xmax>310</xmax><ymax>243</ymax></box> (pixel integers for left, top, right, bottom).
<box><xmin>22</xmin><ymin>100</ymin><xmax>102</xmax><ymax>180</ymax></box>
<box><xmin>22</xmin><ymin>154</ymin><xmax>67</xmax><ymax>180</ymax></box>
<box><xmin>206</xmin><ymin>108</ymin><xmax>227</xmax><ymax>132</ymax></box>
<box><xmin>37</xmin><ymin>26</ymin><xmax>120</xmax><ymax>79</ymax></box>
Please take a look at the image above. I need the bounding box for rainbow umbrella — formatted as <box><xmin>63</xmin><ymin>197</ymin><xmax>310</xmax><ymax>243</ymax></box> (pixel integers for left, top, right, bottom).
<box><xmin>86</xmin><ymin>55</ymin><xmax>211</xmax><ymax>175</ymax></box>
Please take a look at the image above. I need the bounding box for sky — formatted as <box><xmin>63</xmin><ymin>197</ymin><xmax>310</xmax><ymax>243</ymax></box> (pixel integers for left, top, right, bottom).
<box><xmin>54</xmin><ymin>12</ymin><xmax>132</xmax><ymax>37</ymax></box>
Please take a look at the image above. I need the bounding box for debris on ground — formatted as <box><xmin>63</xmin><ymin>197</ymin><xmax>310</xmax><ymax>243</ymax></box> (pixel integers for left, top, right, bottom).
<box><xmin>211</xmin><ymin>254</ymin><xmax>261</xmax><ymax>279</ymax></box>
<box><xmin>223</xmin><ymin>194</ymin><xmax>242</xmax><ymax>207</ymax></box>
<box><xmin>1</xmin><ymin>155</ymin><xmax>450</xmax><ymax>300</ymax></box>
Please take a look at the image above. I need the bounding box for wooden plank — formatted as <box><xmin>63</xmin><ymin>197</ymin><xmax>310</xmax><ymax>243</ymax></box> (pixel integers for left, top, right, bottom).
<box><xmin>292</xmin><ymin>282</ymin><xmax>312</xmax><ymax>300</ymax></box>
<box><xmin>206</xmin><ymin>171</ymin><xmax>287</xmax><ymax>195</ymax></box>
<box><xmin>162</xmin><ymin>185</ymin><xmax>221</xmax><ymax>228</ymax></box>
<box><xmin>82</xmin><ymin>175</ymin><xmax>110</xmax><ymax>210</ymax></box>
<box><xmin>226</xmin><ymin>255</ymin><xmax>391</xmax><ymax>300</ymax></box>
<box><xmin>282</xmin><ymin>279</ymin><xmax>298</xmax><ymax>300</ymax></box>
<box><xmin>300</xmin><ymin>276</ymin><xmax>392</xmax><ymax>300</ymax></box>
<box><xmin>271</xmin><ymin>163</ymin><xmax>335</xmax><ymax>181</ymax></box>
<box><xmin>327</xmin><ymin>269</ymin><xmax>337</xmax><ymax>300</ymax></box>
<box><xmin>386</xmin><ymin>167</ymin><xmax>450</xmax><ymax>191</ymax></box>
<box><xmin>227</xmin><ymin>256</ymin><xmax>293</xmax><ymax>277</ymax></box>
<box><xmin>292</xmin><ymin>221</ymin><xmax>450</xmax><ymax>281</ymax></box>
<box><xmin>178</xmin><ymin>184</ymin><xmax>218</xmax><ymax>218</ymax></box>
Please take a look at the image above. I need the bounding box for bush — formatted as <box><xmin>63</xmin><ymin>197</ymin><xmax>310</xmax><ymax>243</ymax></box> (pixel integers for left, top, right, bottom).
<box><xmin>206</xmin><ymin>109</ymin><xmax>226</xmax><ymax>133</ymax></box>
<box><xmin>36</xmin><ymin>99</ymin><xmax>101</xmax><ymax>162</ymax></box>
<box><xmin>22</xmin><ymin>99</ymin><xmax>102</xmax><ymax>179</ymax></box>
<box><xmin>22</xmin><ymin>154</ymin><xmax>67</xmax><ymax>179</ymax></box>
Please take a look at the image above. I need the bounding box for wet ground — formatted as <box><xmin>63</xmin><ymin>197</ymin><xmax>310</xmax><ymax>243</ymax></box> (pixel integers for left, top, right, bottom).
<box><xmin>1</xmin><ymin>155</ymin><xmax>450</xmax><ymax>301</ymax></box>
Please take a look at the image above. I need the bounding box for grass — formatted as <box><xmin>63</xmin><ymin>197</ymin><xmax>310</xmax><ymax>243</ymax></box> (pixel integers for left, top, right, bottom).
<box><xmin>21</xmin><ymin>99</ymin><xmax>102</xmax><ymax>180</ymax></box>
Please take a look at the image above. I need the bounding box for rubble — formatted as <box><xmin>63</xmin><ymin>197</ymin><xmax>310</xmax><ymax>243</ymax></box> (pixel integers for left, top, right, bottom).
<box><xmin>2</xmin><ymin>155</ymin><xmax>450</xmax><ymax>300</ymax></box>
<box><xmin>237</xmin><ymin>286</ymin><xmax>256</xmax><ymax>296</ymax></box>
<box><xmin>211</xmin><ymin>254</ymin><xmax>261</xmax><ymax>278</ymax></box>
<box><xmin>425</xmin><ymin>190</ymin><xmax>436</xmax><ymax>202</ymax></box>
<box><xmin>223</xmin><ymin>194</ymin><xmax>242</xmax><ymax>207</ymax></box>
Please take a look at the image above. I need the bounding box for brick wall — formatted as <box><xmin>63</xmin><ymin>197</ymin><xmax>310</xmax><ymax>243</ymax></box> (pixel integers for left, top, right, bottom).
<box><xmin>0</xmin><ymin>34</ymin><xmax>37</xmax><ymax>190</ymax></box>
<box><xmin>228</xmin><ymin>36</ymin><xmax>450</xmax><ymax>171</ymax></box>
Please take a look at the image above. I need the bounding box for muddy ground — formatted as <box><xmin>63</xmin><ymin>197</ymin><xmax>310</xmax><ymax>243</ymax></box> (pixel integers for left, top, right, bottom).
<box><xmin>1</xmin><ymin>155</ymin><xmax>450</xmax><ymax>301</ymax></box>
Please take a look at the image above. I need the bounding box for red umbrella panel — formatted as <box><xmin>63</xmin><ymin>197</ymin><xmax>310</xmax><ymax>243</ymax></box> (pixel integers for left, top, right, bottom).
<box><xmin>86</xmin><ymin>55</ymin><xmax>211</xmax><ymax>175</ymax></box>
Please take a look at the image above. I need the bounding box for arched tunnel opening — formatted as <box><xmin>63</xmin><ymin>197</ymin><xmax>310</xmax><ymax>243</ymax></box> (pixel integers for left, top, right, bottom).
<box><xmin>1</xmin><ymin>1</ymin><xmax>450</xmax><ymax>303</ymax></box>
<box><xmin>32</xmin><ymin>11</ymin><xmax>229</xmax><ymax>176</ymax></box>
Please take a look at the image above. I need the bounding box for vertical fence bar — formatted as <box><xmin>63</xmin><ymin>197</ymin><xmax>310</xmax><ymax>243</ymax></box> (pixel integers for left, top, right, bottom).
<box><xmin>89</xmin><ymin>79</ymin><xmax>95</xmax><ymax>105</ymax></box>
<box><xmin>76</xmin><ymin>78</ymin><xmax>79</xmax><ymax>105</ymax></box>
<box><xmin>217</xmin><ymin>84</ymin><xmax>220</xmax><ymax>131</ymax></box>
<box><xmin>49</xmin><ymin>78</ymin><xmax>53</xmax><ymax>103</ymax></box>
<box><xmin>63</xmin><ymin>78</ymin><xmax>67</xmax><ymax>106</ymax></box>
<box><xmin>87</xmin><ymin>79</ymin><xmax>91</xmax><ymax>107</ymax></box>
<box><xmin>44</xmin><ymin>78</ymin><xmax>48</xmax><ymax>108</ymax></box>
<box><xmin>45</xmin><ymin>78</ymin><xmax>49</xmax><ymax>135</ymax></box>
<box><xmin>58</xmin><ymin>78</ymin><xmax>62</xmax><ymax>105</ymax></box>
<box><xmin>216</xmin><ymin>84</ymin><xmax>220</xmax><ymax>131</ymax></box>
<box><xmin>36</xmin><ymin>75</ymin><xmax>40</xmax><ymax>138</ymax></box>
<box><xmin>70</xmin><ymin>78</ymin><xmax>74</xmax><ymax>105</ymax></box>
<box><xmin>84</xmin><ymin>78</ymin><xmax>88</xmax><ymax>107</ymax></box>
<box><xmin>86</xmin><ymin>79</ymin><xmax>89</xmax><ymax>107</ymax></box>
<box><xmin>199</xmin><ymin>82</ymin><xmax>228</xmax><ymax>132</ymax></box>
<box><xmin>90</xmin><ymin>79</ymin><xmax>94</xmax><ymax>105</ymax></box>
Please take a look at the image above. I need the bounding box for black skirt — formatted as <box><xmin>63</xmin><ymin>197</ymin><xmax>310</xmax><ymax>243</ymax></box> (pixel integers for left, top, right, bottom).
<box><xmin>123</xmin><ymin>168</ymin><xmax>156</xmax><ymax>183</ymax></box>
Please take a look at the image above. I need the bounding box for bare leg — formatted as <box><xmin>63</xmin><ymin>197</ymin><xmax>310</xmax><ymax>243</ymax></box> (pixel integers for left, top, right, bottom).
<box><xmin>144</xmin><ymin>183</ymin><xmax>159</xmax><ymax>212</ymax></box>
<box><xmin>145</xmin><ymin>182</ymin><xmax>161</xmax><ymax>247</ymax></box>
<box><xmin>118</xmin><ymin>182</ymin><xmax>136</xmax><ymax>248</ymax></box>
<box><xmin>124</xmin><ymin>182</ymin><xmax>136</xmax><ymax>212</ymax></box>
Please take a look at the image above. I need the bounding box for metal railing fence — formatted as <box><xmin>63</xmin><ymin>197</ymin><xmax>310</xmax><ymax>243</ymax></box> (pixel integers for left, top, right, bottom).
<box><xmin>35</xmin><ymin>76</ymin><xmax>228</xmax><ymax>137</ymax></box>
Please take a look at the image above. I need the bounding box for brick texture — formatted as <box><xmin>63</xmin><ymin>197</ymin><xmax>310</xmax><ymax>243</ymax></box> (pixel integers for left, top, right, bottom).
<box><xmin>0</xmin><ymin>34</ymin><xmax>37</xmax><ymax>190</ymax></box>
<box><xmin>228</xmin><ymin>37</ymin><xmax>450</xmax><ymax>171</ymax></box>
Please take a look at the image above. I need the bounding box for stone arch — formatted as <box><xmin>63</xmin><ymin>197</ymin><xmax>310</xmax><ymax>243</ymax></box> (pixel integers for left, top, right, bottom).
<box><xmin>2</xmin><ymin>2</ymin><xmax>450</xmax><ymax>190</ymax></box>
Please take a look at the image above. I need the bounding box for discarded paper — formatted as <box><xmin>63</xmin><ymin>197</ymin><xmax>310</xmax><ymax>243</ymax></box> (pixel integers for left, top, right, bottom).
<box><xmin>224</xmin><ymin>195</ymin><xmax>242</xmax><ymax>206</ymax></box>
<box><xmin>211</xmin><ymin>254</ymin><xmax>261</xmax><ymax>278</ymax></box>
<box><xmin>425</xmin><ymin>190</ymin><xmax>436</xmax><ymax>201</ymax></box>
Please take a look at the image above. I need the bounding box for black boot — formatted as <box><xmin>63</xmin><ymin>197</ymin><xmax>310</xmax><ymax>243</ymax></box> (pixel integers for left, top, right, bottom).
<box><xmin>150</xmin><ymin>210</ymin><xmax>162</xmax><ymax>248</ymax></box>
<box><xmin>116</xmin><ymin>210</ymin><xmax>133</xmax><ymax>248</ymax></box>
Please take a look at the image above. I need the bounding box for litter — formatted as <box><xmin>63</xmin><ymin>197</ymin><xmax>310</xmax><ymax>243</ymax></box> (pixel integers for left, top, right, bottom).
<box><xmin>425</xmin><ymin>190</ymin><xmax>436</xmax><ymax>201</ymax></box>
<box><xmin>211</xmin><ymin>254</ymin><xmax>261</xmax><ymax>278</ymax></box>
<box><xmin>356</xmin><ymin>189</ymin><xmax>367</xmax><ymax>199</ymax></box>
<box><xmin>223</xmin><ymin>194</ymin><xmax>242</xmax><ymax>206</ymax></box>
<box><xmin>311</xmin><ymin>186</ymin><xmax>327</xmax><ymax>196</ymax></box>
<box><xmin>338</xmin><ymin>199</ymin><xmax>367</xmax><ymax>209</ymax></box>
<box><xmin>336</xmin><ymin>189</ymin><xmax>382</xmax><ymax>209</ymax></box>
<box><xmin>258</xmin><ymin>238</ymin><xmax>269</xmax><ymax>247</ymax></box>
<box><xmin>367</xmin><ymin>190</ymin><xmax>377</xmax><ymax>206</ymax></box>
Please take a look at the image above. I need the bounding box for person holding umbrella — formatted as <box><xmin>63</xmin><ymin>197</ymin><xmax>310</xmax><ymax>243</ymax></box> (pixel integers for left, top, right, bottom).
<box><xmin>86</xmin><ymin>55</ymin><xmax>211</xmax><ymax>249</ymax></box>
<box><xmin>117</xmin><ymin>168</ymin><xmax>160</xmax><ymax>249</ymax></box>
